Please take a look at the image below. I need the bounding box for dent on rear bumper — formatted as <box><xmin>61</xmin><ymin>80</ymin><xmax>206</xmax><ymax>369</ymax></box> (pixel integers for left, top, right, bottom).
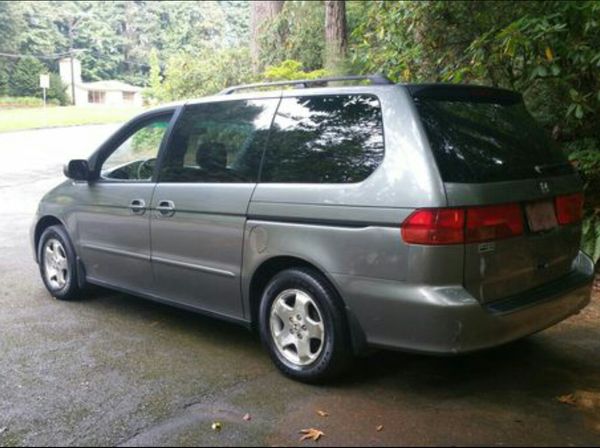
<box><xmin>335</xmin><ymin>251</ymin><xmax>594</xmax><ymax>355</ymax></box>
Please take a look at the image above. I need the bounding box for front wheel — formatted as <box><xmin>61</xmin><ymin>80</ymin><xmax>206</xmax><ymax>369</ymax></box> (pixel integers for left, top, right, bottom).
<box><xmin>38</xmin><ymin>225</ymin><xmax>84</xmax><ymax>300</ymax></box>
<box><xmin>259</xmin><ymin>267</ymin><xmax>352</xmax><ymax>382</ymax></box>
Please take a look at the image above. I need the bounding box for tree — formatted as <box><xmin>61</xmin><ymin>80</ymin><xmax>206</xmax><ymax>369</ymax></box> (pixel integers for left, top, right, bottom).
<box><xmin>0</xmin><ymin>1</ymin><xmax>25</xmax><ymax>53</ymax></box>
<box><xmin>258</xmin><ymin>1</ymin><xmax>325</xmax><ymax>71</ymax></box>
<box><xmin>158</xmin><ymin>47</ymin><xmax>253</xmax><ymax>101</ymax></box>
<box><xmin>10</xmin><ymin>57</ymin><xmax>45</xmax><ymax>97</ymax></box>
<box><xmin>0</xmin><ymin>64</ymin><xmax>10</xmax><ymax>96</ymax></box>
<box><xmin>146</xmin><ymin>48</ymin><xmax>163</xmax><ymax>104</ymax></box>
<box><xmin>250</xmin><ymin>1</ymin><xmax>285</xmax><ymax>74</ymax></box>
<box><xmin>47</xmin><ymin>73</ymin><xmax>68</xmax><ymax>105</ymax></box>
<box><xmin>324</xmin><ymin>0</ymin><xmax>347</xmax><ymax>73</ymax></box>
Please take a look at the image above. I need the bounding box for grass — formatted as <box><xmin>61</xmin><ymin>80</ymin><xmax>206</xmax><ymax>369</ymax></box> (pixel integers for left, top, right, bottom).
<box><xmin>0</xmin><ymin>105</ymin><xmax>146</xmax><ymax>133</ymax></box>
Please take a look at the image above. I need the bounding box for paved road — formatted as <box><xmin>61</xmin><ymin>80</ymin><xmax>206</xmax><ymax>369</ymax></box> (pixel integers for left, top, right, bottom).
<box><xmin>1</xmin><ymin>125</ymin><xmax>599</xmax><ymax>446</ymax></box>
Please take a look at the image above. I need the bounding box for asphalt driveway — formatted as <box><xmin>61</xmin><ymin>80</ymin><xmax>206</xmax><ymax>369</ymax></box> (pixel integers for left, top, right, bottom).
<box><xmin>0</xmin><ymin>125</ymin><xmax>599</xmax><ymax>446</ymax></box>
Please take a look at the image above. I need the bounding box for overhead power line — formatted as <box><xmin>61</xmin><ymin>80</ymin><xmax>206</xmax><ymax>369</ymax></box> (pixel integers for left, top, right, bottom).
<box><xmin>0</xmin><ymin>49</ymin><xmax>152</xmax><ymax>69</ymax></box>
<box><xmin>0</xmin><ymin>49</ymin><xmax>88</xmax><ymax>60</ymax></box>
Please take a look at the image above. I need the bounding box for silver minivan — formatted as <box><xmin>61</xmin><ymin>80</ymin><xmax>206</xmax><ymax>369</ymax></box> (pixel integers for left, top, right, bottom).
<box><xmin>32</xmin><ymin>76</ymin><xmax>594</xmax><ymax>382</ymax></box>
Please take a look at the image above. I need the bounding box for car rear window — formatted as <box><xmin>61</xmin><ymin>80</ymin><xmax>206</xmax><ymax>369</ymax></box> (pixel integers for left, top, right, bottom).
<box><xmin>414</xmin><ymin>97</ymin><xmax>573</xmax><ymax>183</ymax></box>
<box><xmin>261</xmin><ymin>94</ymin><xmax>384</xmax><ymax>183</ymax></box>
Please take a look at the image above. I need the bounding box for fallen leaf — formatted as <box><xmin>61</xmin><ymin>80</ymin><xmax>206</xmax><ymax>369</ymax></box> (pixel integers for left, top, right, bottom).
<box><xmin>299</xmin><ymin>428</ymin><xmax>325</xmax><ymax>442</ymax></box>
<box><xmin>243</xmin><ymin>413</ymin><xmax>251</xmax><ymax>421</ymax></box>
<box><xmin>211</xmin><ymin>422</ymin><xmax>222</xmax><ymax>432</ymax></box>
<box><xmin>0</xmin><ymin>427</ymin><xmax>6</xmax><ymax>435</ymax></box>
<box><xmin>316</xmin><ymin>410</ymin><xmax>329</xmax><ymax>418</ymax></box>
<box><xmin>376</xmin><ymin>424</ymin><xmax>384</xmax><ymax>432</ymax></box>
<box><xmin>557</xmin><ymin>394</ymin><xmax>577</xmax><ymax>406</ymax></box>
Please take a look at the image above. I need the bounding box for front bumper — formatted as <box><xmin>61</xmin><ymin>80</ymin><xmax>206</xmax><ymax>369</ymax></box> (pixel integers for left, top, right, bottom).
<box><xmin>335</xmin><ymin>251</ymin><xmax>594</xmax><ymax>355</ymax></box>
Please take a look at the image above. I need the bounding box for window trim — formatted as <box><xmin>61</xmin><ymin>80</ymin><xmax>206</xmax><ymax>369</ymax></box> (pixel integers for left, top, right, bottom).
<box><xmin>91</xmin><ymin>109</ymin><xmax>178</xmax><ymax>184</ymax></box>
<box><xmin>258</xmin><ymin>93</ymin><xmax>386</xmax><ymax>185</ymax></box>
<box><xmin>156</xmin><ymin>98</ymin><xmax>280</xmax><ymax>184</ymax></box>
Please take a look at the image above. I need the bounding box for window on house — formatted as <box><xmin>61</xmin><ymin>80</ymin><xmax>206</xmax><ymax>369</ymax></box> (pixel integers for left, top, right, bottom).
<box><xmin>88</xmin><ymin>91</ymin><xmax>105</xmax><ymax>104</ymax></box>
<box><xmin>123</xmin><ymin>92</ymin><xmax>135</xmax><ymax>103</ymax></box>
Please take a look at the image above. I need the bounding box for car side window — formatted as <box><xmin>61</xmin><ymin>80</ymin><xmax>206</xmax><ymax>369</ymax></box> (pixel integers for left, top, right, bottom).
<box><xmin>261</xmin><ymin>94</ymin><xmax>385</xmax><ymax>183</ymax></box>
<box><xmin>100</xmin><ymin>116</ymin><xmax>172</xmax><ymax>181</ymax></box>
<box><xmin>158</xmin><ymin>99</ymin><xmax>278</xmax><ymax>183</ymax></box>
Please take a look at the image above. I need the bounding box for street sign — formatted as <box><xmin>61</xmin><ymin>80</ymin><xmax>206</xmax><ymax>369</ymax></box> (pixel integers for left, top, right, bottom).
<box><xmin>39</xmin><ymin>74</ymin><xmax>50</xmax><ymax>89</ymax></box>
<box><xmin>40</xmin><ymin>74</ymin><xmax>50</xmax><ymax>109</ymax></box>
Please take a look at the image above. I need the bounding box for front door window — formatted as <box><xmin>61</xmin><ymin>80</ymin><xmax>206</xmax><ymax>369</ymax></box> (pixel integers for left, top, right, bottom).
<box><xmin>101</xmin><ymin>118</ymin><xmax>171</xmax><ymax>181</ymax></box>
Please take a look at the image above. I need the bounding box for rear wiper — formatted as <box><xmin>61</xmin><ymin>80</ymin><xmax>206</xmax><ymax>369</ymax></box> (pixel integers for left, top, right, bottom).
<box><xmin>534</xmin><ymin>163</ymin><xmax>572</xmax><ymax>175</ymax></box>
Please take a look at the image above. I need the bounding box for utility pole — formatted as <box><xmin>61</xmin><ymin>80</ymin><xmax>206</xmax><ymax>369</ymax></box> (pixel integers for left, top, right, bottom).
<box><xmin>69</xmin><ymin>40</ymin><xmax>75</xmax><ymax>105</ymax></box>
<box><xmin>67</xmin><ymin>15</ymin><xmax>78</xmax><ymax>106</ymax></box>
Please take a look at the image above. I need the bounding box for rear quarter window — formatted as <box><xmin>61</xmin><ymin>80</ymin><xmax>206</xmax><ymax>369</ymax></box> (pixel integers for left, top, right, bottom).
<box><xmin>261</xmin><ymin>94</ymin><xmax>384</xmax><ymax>183</ymax></box>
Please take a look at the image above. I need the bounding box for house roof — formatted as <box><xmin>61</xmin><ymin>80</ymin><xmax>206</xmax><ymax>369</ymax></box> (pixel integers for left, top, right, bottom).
<box><xmin>79</xmin><ymin>80</ymin><xmax>143</xmax><ymax>93</ymax></box>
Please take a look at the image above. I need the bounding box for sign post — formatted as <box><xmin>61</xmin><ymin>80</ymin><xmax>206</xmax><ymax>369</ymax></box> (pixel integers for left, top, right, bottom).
<box><xmin>39</xmin><ymin>74</ymin><xmax>50</xmax><ymax>108</ymax></box>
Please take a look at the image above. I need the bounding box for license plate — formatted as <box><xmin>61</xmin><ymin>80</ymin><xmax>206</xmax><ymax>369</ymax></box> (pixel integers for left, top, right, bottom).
<box><xmin>525</xmin><ymin>200</ymin><xmax>558</xmax><ymax>232</ymax></box>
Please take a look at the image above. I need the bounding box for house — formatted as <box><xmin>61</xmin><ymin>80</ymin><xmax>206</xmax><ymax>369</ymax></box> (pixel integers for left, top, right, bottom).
<box><xmin>59</xmin><ymin>57</ymin><xmax>143</xmax><ymax>107</ymax></box>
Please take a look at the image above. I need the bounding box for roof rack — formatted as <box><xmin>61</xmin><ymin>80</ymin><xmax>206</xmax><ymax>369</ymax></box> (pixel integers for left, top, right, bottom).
<box><xmin>219</xmin><ymin>74</ymin><xmax>393</xmax><ymax>95</ymax></box>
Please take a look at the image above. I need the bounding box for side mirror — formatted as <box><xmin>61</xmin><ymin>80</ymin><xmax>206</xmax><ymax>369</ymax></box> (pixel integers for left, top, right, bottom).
<box><xmin>64</xmin><ymin>159</ymin><xmax>92</xmax><ymax>181</ymax></box>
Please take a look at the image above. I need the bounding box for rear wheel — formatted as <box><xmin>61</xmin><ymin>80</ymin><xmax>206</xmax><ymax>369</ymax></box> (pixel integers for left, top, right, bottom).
<box><xmin>38</xmin><ymin>225</ymin><xmax>83</xmax><ymax>300</ymax></box>
<box><xmin>259</xmin><ymin>267</ymin><xmax>352</xmax><ymax>382</ymax></box>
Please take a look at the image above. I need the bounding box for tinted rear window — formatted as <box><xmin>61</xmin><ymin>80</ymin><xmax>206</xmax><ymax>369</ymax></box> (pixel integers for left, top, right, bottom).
<box><xmin>261</xmin><ymin>94</ymin><xmax>384</xmax><ymax>183</ymax></box>
<box><xmin>415</xmin><ymin>98</ymin><xmax>573</xmax><ymax>183</ymax></box>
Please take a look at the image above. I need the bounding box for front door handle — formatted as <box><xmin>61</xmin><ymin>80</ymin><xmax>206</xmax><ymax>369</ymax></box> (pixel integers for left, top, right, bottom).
<box><xmin>156</xmin><ymin>200</ymin><xmax>176</xmax><ymax>217</ymax></box>
<box><xmin>129</xmin><ymin>199</ymin><xmax>146</xmax><ymax>215</ymax></box>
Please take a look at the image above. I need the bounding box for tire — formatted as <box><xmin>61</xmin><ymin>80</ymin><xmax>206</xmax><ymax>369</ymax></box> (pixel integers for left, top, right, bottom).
<box><xmin>38</xmin><ymin>225</ymin><xmax>83</xmax><ymax>300</ymax></box>
<box><xmin>259</xmin><ymin>267</ymin><xmax>353</xmax><ymax>382</ymax></box>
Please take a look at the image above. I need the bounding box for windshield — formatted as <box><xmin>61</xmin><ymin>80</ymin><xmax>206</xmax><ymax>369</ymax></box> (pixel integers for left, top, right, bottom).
<box><xmin>415</xmin><ymin>98</ymin><xmax>573</xmax><ymax>183</ymax></box>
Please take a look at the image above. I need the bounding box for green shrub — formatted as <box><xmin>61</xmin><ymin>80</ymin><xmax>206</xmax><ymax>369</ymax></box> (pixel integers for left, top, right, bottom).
<box><xmin>154</xmin><ymin>47</ymin><xmax>254</xmax><ymax>102</ymax></box>
<box><xmin>0</xmin><ymin>96</ymin><xmax>45</xmax><ymax>108</ymax></box>
<box><xmin>0</xmin><ymin>61</ymin><xmax>11</xmax><ymax>96</ymax></box>
<box><xmin>9</xmin><ymin>56</ymin><xmax>45</xmax><ymax>97</ymax></box>
<box><xmin>47</xmin><ymin>73</ymin><xmax>68</xmax><ymax>106</ymax></box>
<box><xmin>263</xmin><ymin>60</ymin><xmax>327</xmax><ymax>82</ymax></box>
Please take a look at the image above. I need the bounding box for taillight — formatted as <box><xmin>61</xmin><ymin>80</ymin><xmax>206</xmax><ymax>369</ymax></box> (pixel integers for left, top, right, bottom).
<box><xmin>555</xmin><ymin>192</ymin><xmax>584</xmax><ymax>225</ymax></box>
<box><xmin>401</xmin><ymin>208</ymin><xmax>465</xmax><ymax>245</ymax></box>
<box><xmin>401</xmin><ymin>203</ymin><xmax>524</xmax><ymax>245</ymax></box>
<box><xmin>465</xmin><ymin>203</ymin><xmax>524</xmax><ymax>242</ymax></box>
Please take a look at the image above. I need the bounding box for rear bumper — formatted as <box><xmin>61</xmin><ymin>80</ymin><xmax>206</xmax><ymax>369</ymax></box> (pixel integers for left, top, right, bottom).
<box><xmin>335</xmin><ymin>251</ymin><xmax>594</xmax><ymax>355</ymax></box>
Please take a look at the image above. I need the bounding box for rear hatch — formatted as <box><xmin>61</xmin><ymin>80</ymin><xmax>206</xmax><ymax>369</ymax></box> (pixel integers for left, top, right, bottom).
<box><xmin>410</xmin><ymin>85</ymin><xmax>583</xmax><ymax>303</ymax></box>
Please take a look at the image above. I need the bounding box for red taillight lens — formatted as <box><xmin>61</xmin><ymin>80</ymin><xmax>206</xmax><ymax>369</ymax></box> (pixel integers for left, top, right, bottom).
<box><xmin>465</xmin><ymin>203</ymin><xmax>524</xmax><ymax>243</ymax></box>
<box><xmin>402</xmin><ymin>203</ymin><xmax>525</xmax><ymax>245</ymax></box>
<box><xmin>401</xmin><ymin>208</ymin><xmax>465</xmax><ymax>245</ymax></box>
<box><xmin>555</xmin><ymin>192</ymin><xmax>584</xmax><ymax>225</ymax></box>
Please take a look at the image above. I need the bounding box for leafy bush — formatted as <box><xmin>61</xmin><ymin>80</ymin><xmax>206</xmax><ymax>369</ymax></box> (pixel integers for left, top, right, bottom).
<box><xmin>0</xmin><ymin>61</ymin><xmax>11</xmax><ymax>96</ymax></box>
<box><xmin>263</xmin><ymin>60</ymin><xmax>327</xmax><ymax>81</ymax></box>
<box><xmin>147</xmin><ymin>47</ymin><xmax>254</xmax><ymax>102</ymax></box>
<box><xmin>9</xmin><ymin>56</ymin><xmax>46</xmax><ymax>97</ymax></box>
<box><xmin>569</xmin><ymin>141</ymin><xmax>600</xmax><ymax>262</ymax></box>
<box><xmin>47</xmin><ymin>73</ymin><xmax>68</xmax><ymax>106</ymax></box>
<box><xmin>0</xmin><ymin>96</ymin><xmax>45</xmax><ymax>108</ymax></box>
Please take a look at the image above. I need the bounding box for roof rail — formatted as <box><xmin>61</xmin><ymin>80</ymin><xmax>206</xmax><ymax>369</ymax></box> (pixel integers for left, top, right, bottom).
<box><xmin>219</xmin><ymin>74</ymin><xmax>393</xmax><ymax>95</ymax></box>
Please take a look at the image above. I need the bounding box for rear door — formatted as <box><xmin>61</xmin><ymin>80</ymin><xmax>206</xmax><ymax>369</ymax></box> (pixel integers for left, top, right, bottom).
<box><xmin>149</xmin><ymin>97</ymin><xmax>278</xmax><ymax>319</ymax></box>
<box><xmin>412</xmin><ymin>86</ymin><xmax>583</xmax><ymax>302</ymax></box>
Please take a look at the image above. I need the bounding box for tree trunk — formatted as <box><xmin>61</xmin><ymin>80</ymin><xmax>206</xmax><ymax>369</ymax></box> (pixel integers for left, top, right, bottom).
<box><xmin>324</xmin><ymin>0</ymin><xmax>347</xmax><ymax>72</ymax></box>
<box><xmin>250</xmin><ymin>1</ymin><xmax>284</xmax><ymax>75</ymax></box>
